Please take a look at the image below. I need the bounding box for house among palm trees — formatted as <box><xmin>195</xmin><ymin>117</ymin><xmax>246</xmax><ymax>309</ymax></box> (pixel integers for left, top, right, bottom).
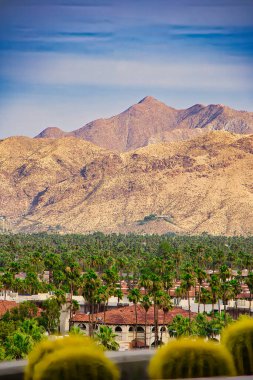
<box><xmin>0</xmin><ymin>300</ymin><xmax>18</xmax><ymax>317</ymax></box>
<box><xmin>70</xmin><ymin>305</ymin><xmax>195</xmax><ymax>350</ymax></box>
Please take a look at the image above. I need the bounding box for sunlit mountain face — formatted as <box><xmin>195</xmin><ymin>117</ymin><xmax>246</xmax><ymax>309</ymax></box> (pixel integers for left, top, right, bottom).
<box><xmin>1</xmin><ymin>129</ymin><xmax>253</xmax><ymax>236</ymax></box>
<box><xmin>35</xmin><ymin>96</ymin><xmax>253</xmax><ymax>151</ymax></box>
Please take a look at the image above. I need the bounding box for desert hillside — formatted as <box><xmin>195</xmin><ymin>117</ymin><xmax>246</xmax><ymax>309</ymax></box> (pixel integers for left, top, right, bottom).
<box><xmin>1</xmin><ymin>131</ymin><xmax>253</xmax><ymax>236</ymax></box>
<box><xmin>36</xmin><ymin>97</ymin><xmax>253</xmax><ymax>152</ymax></box>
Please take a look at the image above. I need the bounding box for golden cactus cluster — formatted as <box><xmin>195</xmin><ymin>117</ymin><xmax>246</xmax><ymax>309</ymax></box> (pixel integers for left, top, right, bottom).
<box><xmin>25</xmin><ymin>318</ymin><xmax>253</xmax><ymax>380</ymax></box>
<box><xmin>25</xmin><ymin>335</ymin><xmax>119</xmax><ymax>380</ymax></box>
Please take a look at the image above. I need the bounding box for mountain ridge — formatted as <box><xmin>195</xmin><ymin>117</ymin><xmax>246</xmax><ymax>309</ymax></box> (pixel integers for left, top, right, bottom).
<box><xmin>35</xmin><ymin>97</ymin><xmax>253</xmax><ymax>152</ymax></box>
<box><xmin>1</xmin><ymin>131</ymin><xmax>253</xmax><ymax>236</ymax></box>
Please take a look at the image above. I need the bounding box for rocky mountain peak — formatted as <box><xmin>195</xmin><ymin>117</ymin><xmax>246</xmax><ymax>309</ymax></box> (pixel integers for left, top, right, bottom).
<box><xmin>138</xmin><ymin>96</ymin><xmax>159</xmax><ymax>104</ymax></box>
<box><xmin>35</xmin><ymin>127</ymin><xmax>68</xmax><ymax>139</ymax></box>
<box><xmin>34</xmin><ymin>97</ymin><xmax>253</xmax><ymax>151</ymax></box>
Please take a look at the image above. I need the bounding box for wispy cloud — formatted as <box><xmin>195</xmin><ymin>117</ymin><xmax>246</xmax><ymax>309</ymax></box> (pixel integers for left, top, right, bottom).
<box><xmin>1</xmin><ymin>53</ymin><xmax>252</xmax><ymax>91</ymax></box>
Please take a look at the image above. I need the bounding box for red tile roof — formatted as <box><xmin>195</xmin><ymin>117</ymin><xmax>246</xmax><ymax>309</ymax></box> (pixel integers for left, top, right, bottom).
<box><xmin>236</xmin><ymin>292</ymin><xmax>251</xmax><ymax>299</ymax></box>
<box><xmin>0</xmin><ymin>300</ymin><xmax>18</xmax><ymax>317</ymax></box>
<box><xmin>72</xmin><ymin>305</ymin><xmax>195</xmax><ymax>326</ymax></box>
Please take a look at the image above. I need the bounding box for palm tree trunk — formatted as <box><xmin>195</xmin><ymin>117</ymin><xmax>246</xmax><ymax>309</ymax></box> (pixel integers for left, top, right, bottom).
<box><xmin>160</xmin><ymin>312</ymin><xmax>165</xmax><ymax>343</ymax></box>
<box><xmin>88</xmin><ymin>312</ymin><xmax>91</xmax><ymax>336</ymax></box>
<box><xmin>69</xmin><ymin>283</ymin><xmax>73</xmax><ymax>331</ymax></box>
<box><xmin>154</xmin><ymin>304</ymin><xmax>159</xmax><ymax>347</ymax></box>
<box><xmin>134</xmin><ymin>303</ymin><xmax>138</xmax><ymax>343</ymax></box>
<box><xmin>212</xmin><ymin>294</ymin><xmax>215</xmax><ymax>316</ymax></box>
<box><xmin>218</xmin><ymin>299</ymin><xmax>221</xmax><ymax>314</ymax></box>
<box><xmin>103</xmin><ymin>302</ymin><xmax>106</xmax><ymax>325</ymax></box>
<box><xmin>144</xmin><ymin>311</ymin><xmax>147</xmax><ymax>347</ymax></box>
<box><xmin>188</xmin><ymin>290</ymin><xmax>191</xmax><ymax>320</ymax></box>
<box><xmin>223</xmin><ymin>297</ymin><xmax>227</xmax><ymax>315</ymax></box>
<box><xmin>90</xmin><ymin>302</ymin><xmax>94</xmax><ymax>337</ymax></box>
<box><xmin>198</xmin><ymin>284</ymin><xmax>201</xmax><ymax>313</ymax></box>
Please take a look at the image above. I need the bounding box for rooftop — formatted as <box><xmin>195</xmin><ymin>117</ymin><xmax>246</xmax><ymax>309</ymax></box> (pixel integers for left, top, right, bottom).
<box><xmin>72</xmin><ymin>305</ymin><xmax>195</xmax><ymax>325</ymax></box>
<box><xmin>0</xmin><ymin>300</ymin><xmax>18</xmax><ymax>317</ymax></box>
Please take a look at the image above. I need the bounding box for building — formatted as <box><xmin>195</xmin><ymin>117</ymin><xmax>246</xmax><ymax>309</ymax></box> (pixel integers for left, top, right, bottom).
<box><xmin>71</xmin><ymin>305</ymin><xmax>195</xmax><ymax>350</ymax></box>
<box><xmin>0</xmin><ymin>300</ymin><xmax>18</xmax><ymax>317</ymax></box>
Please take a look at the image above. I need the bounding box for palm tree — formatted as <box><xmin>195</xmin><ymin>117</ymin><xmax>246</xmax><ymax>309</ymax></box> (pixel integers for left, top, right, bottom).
<box><xmin>209</xmin><ymin>274</ymin><xmax>220</xmax><ymax>315</ymax></box>
<box><xmin>4</xmin><ymin>331</ymin><xmax>34</xmax><ymax>359</ymax></box>
<box><xmin>138</xmin><ymin>272</ymin><xmax>152</xmax><ymax>295</ymax></box>
<box><xmin>102</xmin><ymin>266</ymin><xmax>119</xmax><ymax>289</ymax></box>
<box><xmin>19</xmin><ymin>319</ymin><xmax>45</xmax><ymax>343</ymax></box>
<box><xmin>44</xmin><ymin>253</ymin><xmax>62</xmax><ymax>285</ymax></box>
<box><xmin>69</xmin><ymin>326</ymin><xmax>84</xmax><ymax>335</ymax></box>
<box><xmin>140</xmin><ymin>294</ymin><xmax>152</xmax><ymax>347</ymax></box>
<box><xmin>128</xmin><ymin>288</ymin><xmax>141</xmax><ymax>343</ymax></box>
<box><xmin>195</xmin><ymin>267</ymin><xmax>206</xmax><ymax>313</ymax></box>
<box><xmin>229</xmin><ymin>278</ymin><xmax>241</xmax><ymax>316</ymax></box>
<box><xmin>219</xmin><ymin>264</ymin><xmax>231</xmax><ymax>282</ymax></box>
<box><xmin>64</xmin><ymin>261</ymin><xmax>81</xmax><ymax>325</ymax></box>
<box><xmin>220</xmin><ymin>282</ymin><xmax>232</xmax><ymax>316</ymax></box>
<box><xmin>95</xmin><ymin>285</ymin><xmax>111</xmax><ymax>324</ymax></box>
<box><xmin>245</xmin><ymin>271</ymin><xmax>253</xmax><ymax>314</ymax></box>
<box><xmin>1</xmin><ymin>271</ymin><xmax>13</xmax><ymax>299</ymax></box>
<box><xmin>181</xmin><ymin>272</ymin><xmax>194</xmax><ymax>320</ymax></box>
<box><xmin>159</xmin><ymin>291</ymin><xmax>172</xmax><ymax>343</ymax></box>
<box><xmin>24</xmin><ymin>271</ymin><xmax>41</xmax><ymax>295</ymax></box>
<box><xmin>219</xmin><ymin>265</ymin><xmax>232</xmax><ymax>316</ymax></box>
<box><xmin>175</xmin><ymin>286</ymin><xmax>184</xmax><ymax>307</ymax></box>
<box><xmin>168</xmin><ymin>315</ymin><xmax>193</xmax><ymax>337</ymax></box>
<box><xmin>200</xmin><ymin>287</ymin><xmax>211</xmax><ymax>313</ymax></box>
<box><xmin>95</xmin><ymin>326</ymin><xmax>119</xmax><ymax>351</ymax></box>
<box><xmin>148</xmin><ymin>274</ymin><xmax>163</xmax><ymax>347</ymax></box>
<box><xmin>82</xmin><ymin>270</ymin><xmax>101</xmax><ymax>336</ymax></box>
<box><xmin>114</xmin><ymin>288</ymin><xmax>123</xmax><ymax>304</ymax></box>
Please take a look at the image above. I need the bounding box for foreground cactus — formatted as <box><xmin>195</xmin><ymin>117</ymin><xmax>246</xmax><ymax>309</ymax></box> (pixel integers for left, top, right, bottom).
<box><xmin>222</xmin><ymin>317</ymin><xmax>253</xmax><ymax>375</ymax></box>
<box><xmin>32</xmin><ymin>345</ymin><xmax>119</xmax><ymax>380</ymax></box>
<box><xmin>25</xmin><ymin>335</ymin><xmax>99</xmax><ymax>380</ymax></box>
<box><xmin>148</xmin><ymin>338</ymin><xmax>236</xmax><ymax>379</ymax></box>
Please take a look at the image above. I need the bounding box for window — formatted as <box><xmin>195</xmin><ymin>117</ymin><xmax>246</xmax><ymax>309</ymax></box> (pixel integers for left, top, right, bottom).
<box><xmin>78</xmin><ymin>323</ymin><xmax>86</xmax><ymax>330</ymax></box>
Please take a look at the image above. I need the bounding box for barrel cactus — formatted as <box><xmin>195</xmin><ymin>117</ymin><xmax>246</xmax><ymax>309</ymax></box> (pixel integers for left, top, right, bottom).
<box><xmin>148</xmin><ymin>338</ymin><xmax>236</xmax><ymax>379</ymax></box>
<box><xmin>32</xmin><ymin>345</ymin><xmax>119</xmax><ymax>380</ymax></box>
<box><xmin>25</xmin><ymin>335</ymin><xmax>99</xmax><ymax>380</ymax></box>
<box><xmin>222</xmin><ymin>316</ymin><xmax>253</xmax><ymax>375</ymax></box>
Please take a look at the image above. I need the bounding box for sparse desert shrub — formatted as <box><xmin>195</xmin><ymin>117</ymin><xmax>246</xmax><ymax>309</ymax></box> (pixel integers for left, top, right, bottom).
<box><xmin>137</xmin><ymin>214</ymin><xmax>157</xmax><ymax>225</ymax></box>
<box><xmin>148</xmin><ymin>338</ymin><xmax>236</xmax><ymax>379</ymax></box>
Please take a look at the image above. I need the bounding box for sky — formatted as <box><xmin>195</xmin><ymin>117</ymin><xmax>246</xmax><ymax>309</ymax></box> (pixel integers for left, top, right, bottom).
<box><xmin>0</xmin><ymin>0</ymin><xmax>253</xmax><ymax>139</ymax></box>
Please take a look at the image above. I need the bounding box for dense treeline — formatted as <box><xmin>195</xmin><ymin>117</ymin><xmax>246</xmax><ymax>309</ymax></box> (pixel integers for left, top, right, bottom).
<box><xmin>0</xmin><ymin>232</ymin><xmax>253</xmax><ymax>358</ymax></box>
<box><xmin>0</xmin><ymin>232</ymin><xmax>253</xmax><ymax>274</ymax></box>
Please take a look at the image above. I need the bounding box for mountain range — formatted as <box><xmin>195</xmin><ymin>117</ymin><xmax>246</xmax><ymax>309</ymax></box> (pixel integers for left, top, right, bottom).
<box><xmin>36</xmin><ymin>96</ymin><xmax>253</xmax><ymax>152</ymax></box>
<box><xmin>1</xmin><ymin>97</ymin><xmax>253</xmax><ymax>236</ymax></box>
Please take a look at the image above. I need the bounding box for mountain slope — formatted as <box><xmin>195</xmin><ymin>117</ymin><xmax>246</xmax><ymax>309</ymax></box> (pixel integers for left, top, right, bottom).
<box><xmin>35</xmin><ymin>127</ymin><xmax>70</xmax><ymax>139</ymax></box>
<box><xmin>36</xmin><ymin>97</ymin><xmax>253</xmax><ymax>152</ymax></box>
<box><xmin>1</xmin><ymin>131</ymin><xmax>253</xmax><ymax>236</ymax></box>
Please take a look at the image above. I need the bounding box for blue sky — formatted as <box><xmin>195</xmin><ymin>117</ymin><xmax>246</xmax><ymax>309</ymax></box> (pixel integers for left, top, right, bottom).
<box><xmin>0</xmin><ymin>0</ymin><xmax>253</xmax><ymax>138</ymax></box>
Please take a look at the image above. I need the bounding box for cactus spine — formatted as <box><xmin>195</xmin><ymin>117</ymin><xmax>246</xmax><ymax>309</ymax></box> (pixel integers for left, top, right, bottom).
<box><xmin>148</xmin><ymin>338</ymin><xmax>236</xmax><ymax>379</ymax></box>
<box><xmin>25</xmin><ymin>335</ymin><xmax>100</xmax><ymax>380</ymax></box>
<box><xmin>222</xmin><ymin>317</ymin><xmax>253</xmax><ymax>375</ymax></box>
<box><xmin>33</xmin><ymin>346</ymin><xmax>119</xmax><ymax>380</ymax></box>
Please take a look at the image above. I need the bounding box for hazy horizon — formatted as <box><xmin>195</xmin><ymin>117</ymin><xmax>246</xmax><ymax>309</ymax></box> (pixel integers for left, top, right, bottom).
<box><xmin>1</xmin><ymin>0</ymin><xmax>253</xmax><ymax>139</ymax></box>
